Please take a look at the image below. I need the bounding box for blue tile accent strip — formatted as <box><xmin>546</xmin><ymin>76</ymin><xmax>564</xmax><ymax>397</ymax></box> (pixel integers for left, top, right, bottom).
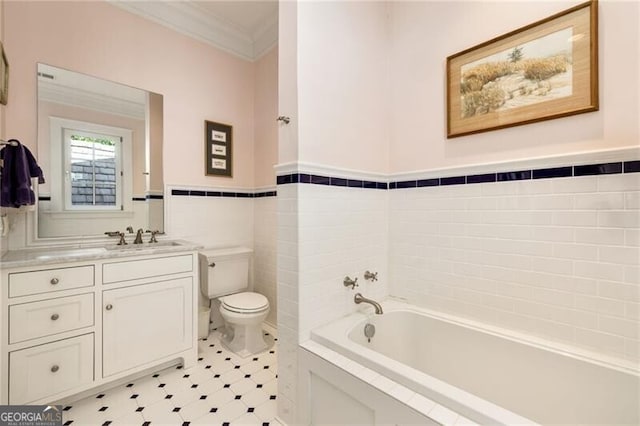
<box><xmin>497</xmin><ymin>170</ymin><xmax>531</xmax><ymax>181</ymax></box>
<box><xmin>132</xmin><ymin>197</ymin><xmax>146</xmax><ymax>201</ymax></box>
<box><xmin>574</xmin><ymin>162</ymin><xmax>622</xmax><ymax>176</ymax></box>
<box><xmin>440</xmin><ymin>176</ymin><xmax>466</xmax><ymax>186</ymax></box>
<box><xmin>466</xmin><ymin>173</ymin><xmax>496</xmax><ymax>184</ymax></box>
<box><xmin>624</xmin><ymin>161</ymin><xmax>640</xmax><ymax>173</ymax></box>
<box><xmin>532</xmin><ymin>166</ymin><xmax>573</xmax><ymax>179</ymax></box>
<box><xmin>38</xmin><ymin>196</ymin><xmax>51</xmax><ymax>201</ymax></box>
<box><xmin>274</xmin><ymin>159</ymin><xmax>633</xmax><ymax>191</ymax></box>
<box><xmin>146</xmin><ymin>194</ymin><xmax>164</xmax><ymax>200</ymax></box>
<box><xmin>171</xmin><ymin>189</ymin><xmax>276</xmax><ymax>198</ymax></box>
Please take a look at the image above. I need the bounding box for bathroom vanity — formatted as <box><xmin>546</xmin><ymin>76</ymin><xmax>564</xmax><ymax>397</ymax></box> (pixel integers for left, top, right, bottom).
<box><xmin>0</xmin><ymin>243</ymin><xmax>200</xmax><ymax>405</ymax></box>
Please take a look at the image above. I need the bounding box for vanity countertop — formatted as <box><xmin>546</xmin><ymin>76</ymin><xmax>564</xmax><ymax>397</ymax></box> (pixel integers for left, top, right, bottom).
<box><xmin>0</xmin><ymin>240</ymin><xmax>203</xmax><ymax>269</ymax></box>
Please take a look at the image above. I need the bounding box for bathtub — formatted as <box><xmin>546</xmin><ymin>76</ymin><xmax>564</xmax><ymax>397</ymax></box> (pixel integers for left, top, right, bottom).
<box><xmin>311</xmin><ymin>300</ymin><xmax>639</xmax><ymax>425</ymax></box>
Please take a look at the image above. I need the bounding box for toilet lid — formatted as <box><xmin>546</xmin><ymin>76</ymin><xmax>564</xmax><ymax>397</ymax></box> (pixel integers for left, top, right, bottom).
<box><xmin>222</xmin><ymin>292</ymin><xmax>269</xmax><ymax>313</ymax></box>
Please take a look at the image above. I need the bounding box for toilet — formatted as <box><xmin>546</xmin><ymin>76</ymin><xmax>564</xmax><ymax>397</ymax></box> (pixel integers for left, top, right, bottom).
<box><xmin>199</xmin><ymin>247</ymin><xmax>270</xmax><ymax>357</ymax></box>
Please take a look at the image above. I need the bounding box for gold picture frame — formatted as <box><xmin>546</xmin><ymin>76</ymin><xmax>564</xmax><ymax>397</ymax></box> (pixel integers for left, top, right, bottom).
<box><xmin>446</xmin><ymin>0</ymin><xmax>598</xmax><ymax>138</ymax></box>
<box><xmin>0</xmin><ymin>41</ymin><xmax>8</xmax><ymax>105</ymax></box>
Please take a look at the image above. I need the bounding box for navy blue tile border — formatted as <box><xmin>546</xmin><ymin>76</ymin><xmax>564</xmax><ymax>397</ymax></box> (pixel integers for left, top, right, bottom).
<box><xmin>275</xmin><ymin>159</ymin><xmax>635</xmax><ymax>191</ymax></box>
<box><xmin>276</xmin><ymin>173</ymin><xmax>388</xmax><ymax>190</ymax></box>
<box><xmin>170</xmin><ymin>189</ymin><xmax>277</xmax><ymax>198</ymax></box>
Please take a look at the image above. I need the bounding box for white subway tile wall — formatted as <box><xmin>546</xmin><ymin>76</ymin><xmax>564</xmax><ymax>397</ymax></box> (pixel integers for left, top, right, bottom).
<box><xmin>297</xmin><ymin>183</ymin><xmax>389</xmax><ymax>342</ymax></box>
<box><xmin>276</xmin><ymin>183</ymin><xmax>299</xmax><ymax>424</ymax></box>
<box><xmin>390</xmin><ymin>173</ymin><xmax>640</xmax><ymax>363</ymax></box>
<box><xmin>254</xmin><ymin>196</ymin><xmax>278</xmax><ymax>327</ymax></box>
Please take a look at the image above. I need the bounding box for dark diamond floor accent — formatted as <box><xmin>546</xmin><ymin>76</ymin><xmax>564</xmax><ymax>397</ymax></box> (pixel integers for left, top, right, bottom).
<box><xmin>143</xmin><ymin>422</ymin><xmax>151</xmax><ymax>426</ymax></box>
<box><xmin>214</xmin><ymin>374</ymin><xmax>220</xmax><ymax>378</ymax></box>
<box><xmin>96</xmin><ymin>394</ymin><xmax>105</xmax><ymax>399</ymax></box>
<box><xmin>248</xmin><ymin>407</ymin><xmax>255</xmax><ymax>413</ymax></box>
<box><xmin>98</xmin><ymin>406</ymin><xmax>108</xmax><ymax>412</ymax></box>
<box><xmin>130</xmin><ymin>394</ymin><xmax>138</xmax><ymax>399</ymax></box>
<box><xmin>191</xmin><ymin>384</ymin><xmax>198</xmax><ymax>388</ymax></box>
<box><xmin>176</xmin><ymin>365</ymin><xmax>183</xmax><ymax>369</ymax></box>
<box><xmin>200</xmin><ymin>395</ymin><xmax>207</xmax><ymax>400</ymax></box>
<box><xmin>63</xmin><ymin>421</ymin><xmax>73</xmax><ymax>426</ymax></box>
<box><xmin>63</xmin><ymin>406</ymin><xmax>72</xmax><ymax>411</ymax></box>
<box><xmin>153</xmin><ymin>374</ymin><xmax>159</xmax><ymax>378</ymax></box>
<box><xmin>183</xmin><ymin>374</ymin><xmax>190</xmax><ymax>378</ymax></box>
<box><xmin>205</xmin><ymin>365</ymin><xmax>212</xmax><ymax>369</ymax></box>
<box><xmin>217</xmin><ymin>351</ymin><xmax>222</xmax><ymax>354</ymax></box>
<box><xmin>224</xmin><ymin>384</ymin><xmax>230</xmax><ymax>388</ymax></box>
<box><xmin>101</xmin><ymin>422</ymin><xmax>111</xmax><ymax>426</ymax></box>
<box><xmin>222</xmin><ymin>423</ymin><xmax>230</xmax><ymax>426</ymax></box>
<box><xmin>173</xmin><ymin>407</ymin><xmax>181</xmax><ymax>412</ymax></box>
<box><xmin>136</xmin><ymin>407</ymin><xmax>144</xmax><ymax>412</ymax></box>
<box><xmin>234</xmin><ymin>395</ymin><xmax>242</xmax><ymax>400</ymax></box>
<box><xmin>210</xmin><ymin>408</ymin><xmax>218</xmax><ymax>413</ymax></box>
<box><xmin>253</xmin><ymin>357</ymin><xmax>259</xmax><ymax>361</ymax></box>
<box><xmin>182</xmin><ymin>422</ymin><xmax>190</xmax><ymax>426</ymax></box>
<box><xmin>244</xmin><ymin>374</ymin><xmax>251</xmax><ymax>378</ymax></box>
<box><xmin>270</xmin><ymin>395</ymin><xmax>276</xmax><ymax>400</ymax></box>
<box><xmin>165</xmin><ymin>394</ymin><xmax>173</xmax><ymax>399</ymax></box>
<box><xmin>198</xmin><ymin>357</ymin><xmax>203</xmax><ymax>361</ymax></box>
<box><xmin>234</xmin><ymin>365</ymin><xmax>241</xmax><ymax>369</ymax></box>
<box><xmin>263</xmin><ymin>366</ymin><xmax>269</xmax><ymax>369</ymax></box>
<box><xmin>126</xmin><ymin>383</ymin><xmax>134</xmax><ymax>387</ymax></box>
<box><xmin>158</xmin><ymin>384</ymin><xmax>166</xmax><ymax>388</ymax></box>
<box><xmin>256</xmin><ymin>384</ymin><xmax>263</xmax><ymax>388</ymax></box>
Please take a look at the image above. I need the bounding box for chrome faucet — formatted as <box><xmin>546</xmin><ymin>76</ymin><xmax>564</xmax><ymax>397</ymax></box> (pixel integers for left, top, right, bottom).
<box><xmin>133</xmin><ymin>228</ymin><xmax>144</xmax><ymax>244</ymax></box>
<box><xmin>354</xmin><ymin>293</ymin><xmax>383</xmax><ymax>315</ymax></box>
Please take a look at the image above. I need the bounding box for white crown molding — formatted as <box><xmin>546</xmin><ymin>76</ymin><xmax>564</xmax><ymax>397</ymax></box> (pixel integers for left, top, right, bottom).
<box><xmin>39</xmin><ymin>80</ymin><xmax>145</xmax><ymax>120</ymax></box>
<box><xmin>108</xmin><ymin>1</ymin><xmax>278</xmax><ymax>62</ymax></box>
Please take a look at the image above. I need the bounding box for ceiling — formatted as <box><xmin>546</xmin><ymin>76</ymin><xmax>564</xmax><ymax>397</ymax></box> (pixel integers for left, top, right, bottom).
<box><xmin>109</xmin><ymin>1</ymin><xmax>279</xmax><ymax>62</ymax></box>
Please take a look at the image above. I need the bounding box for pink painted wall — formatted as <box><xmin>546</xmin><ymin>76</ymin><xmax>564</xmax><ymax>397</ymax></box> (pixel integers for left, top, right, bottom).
<box><xmin>4</xmin><ymin>0</ymin><xmax>256</xmax><ymax>189</ymax></box>
<box><xmin>389</xmin><ymin>0</ymin><xmax>639</xmax><ymax>172</ymax></box>
<box><xmin>297</xmin><ymin>1</ymin><xmax>390</xmax><ymax>174</ymax></box>
<box><xmin>254</xmin><ymin>47</ymin><xmax>278</xmax><ymax>187</ymax></box>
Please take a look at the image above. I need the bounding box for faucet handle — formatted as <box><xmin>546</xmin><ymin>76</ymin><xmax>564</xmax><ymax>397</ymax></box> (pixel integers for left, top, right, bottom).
<box><xmin>364</xmin><ymin>270</ymin><xmax>378</xmax><ymax>282</ymax></box>
<box><xmin>126</xmin><ymin>226</ymin><xmax>134</xmax><ymax>234</ymax></box>
<box><xmin>148</xmin><ymin>230</ymin><xmax>160</xmax><ymax>243</ymax></box>
<box><xmin>117</xmin><ymin>232</ymin><xmax>127</xmax><ymax>245</ymax></box>
<box><xmin>343</xmin><ymin>276</ymin><xmax>358</xmax><ymax>290</ymax></box>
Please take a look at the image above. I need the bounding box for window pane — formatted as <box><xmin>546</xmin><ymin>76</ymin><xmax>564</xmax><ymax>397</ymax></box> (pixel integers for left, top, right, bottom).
<box><xmin>69</xmin><ymin>134</ymin><xmax>117</xmax><ymax>206</ymax></box>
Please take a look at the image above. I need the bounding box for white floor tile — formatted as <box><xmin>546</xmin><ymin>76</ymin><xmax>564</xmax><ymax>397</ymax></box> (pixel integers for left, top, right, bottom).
<box><xmin>60</xmin><ymin>328</ymin><xmax>278</xmax><ymax>425</ymax></box>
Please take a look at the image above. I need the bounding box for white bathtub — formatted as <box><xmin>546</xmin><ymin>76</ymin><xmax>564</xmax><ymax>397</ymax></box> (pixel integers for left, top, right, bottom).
<box><xmin>311</xmin><ymin>300</ymin><xmax>640</xmax><ymax>425</ymax></box>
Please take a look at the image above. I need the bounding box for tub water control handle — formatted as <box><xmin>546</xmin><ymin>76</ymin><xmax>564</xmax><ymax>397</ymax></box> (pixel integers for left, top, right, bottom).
<box><xmin>343</xmin><ymin>276</ymin><xmax>358</xmax><ymax>289</ymax></box>
<box><xmin>209</xmin><ymin>262</ymin><xmax>216</xmax><ymax>268</ymax></box>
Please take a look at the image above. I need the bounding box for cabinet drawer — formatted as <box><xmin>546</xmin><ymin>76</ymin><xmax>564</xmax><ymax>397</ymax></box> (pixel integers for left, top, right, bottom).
<box><xmin>103</xmin><ymin>254</ymin><xmax>193</xmax><ymax>284</ymax></box>
<box><xmin>9</xmin><ymin>334</ymin><xmax>94</xmax><ymax>404</ymax></box>
<box><xmin>9</xmin><ymin>293</ymin><xmax>94</xmax><ymax>344</ymax></box>
<box><xmin>9</xmin><ymin>266</ymin><xmax>94</xmax><ymax>298</ymax></box>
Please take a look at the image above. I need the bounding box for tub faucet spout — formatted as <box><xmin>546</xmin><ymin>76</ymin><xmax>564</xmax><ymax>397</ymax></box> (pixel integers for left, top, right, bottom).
<box><xmin>354</xmin><ymin>293</ymin><xmax>383</xmax><ymax>314</ymax></box>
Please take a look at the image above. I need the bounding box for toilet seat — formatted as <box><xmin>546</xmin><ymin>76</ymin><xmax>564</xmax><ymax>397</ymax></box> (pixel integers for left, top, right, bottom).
<box><xmin>221</xmin><ymin>292</ymin><xmax>269</xmax><ymax>314</ymax></box>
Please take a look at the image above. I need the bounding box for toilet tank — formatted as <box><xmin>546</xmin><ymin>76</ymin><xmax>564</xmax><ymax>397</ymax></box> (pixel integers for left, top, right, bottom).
<box><xmin>199</xmin><ymin>247</ymin><xmax>252</xmax><ymax>298</ymax></box>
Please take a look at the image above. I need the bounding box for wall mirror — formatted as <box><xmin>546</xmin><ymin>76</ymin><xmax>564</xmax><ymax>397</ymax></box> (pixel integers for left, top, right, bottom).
<box><xmin>36</xmin><ymin>63</ymin><xmax>164</xmax><ymax>240</ymax></box>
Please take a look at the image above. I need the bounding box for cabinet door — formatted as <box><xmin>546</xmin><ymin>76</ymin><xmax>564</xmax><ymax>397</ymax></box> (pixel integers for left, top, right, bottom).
<box><xmin>102</xmin><ymin>277</ymin><xmax>193</xmax><ymax>377</ymax></box>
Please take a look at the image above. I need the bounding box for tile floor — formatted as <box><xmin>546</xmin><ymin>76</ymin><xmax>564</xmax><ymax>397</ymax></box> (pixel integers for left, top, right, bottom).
<box><xmin>62</xmin><ymin>329</ymin><xmax>279</xmax><ymax>425</ymax></box>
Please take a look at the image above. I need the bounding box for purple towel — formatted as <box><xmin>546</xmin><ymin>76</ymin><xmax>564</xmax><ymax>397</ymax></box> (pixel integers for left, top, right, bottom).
<box><xmin>0</xmin><ymin>139</ymin><xmax>46</xmax><ymax>208</ymax></box>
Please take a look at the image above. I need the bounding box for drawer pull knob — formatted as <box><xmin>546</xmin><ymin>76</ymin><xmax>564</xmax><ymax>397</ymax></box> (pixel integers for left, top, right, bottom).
<box><xmin>51</xmin><ymin>313</ymin><xmax>59</xmax><ymax>321</ymax></box>
<box><xmin>50</xmin><ymin>278</ymin><xmax>59</xmax><ymax>285</ymax></box>
<box><xmin>105</xmin><ymin>304</ymin><xmax>113</xmax><ymax>311</ymax></box>
<box><xmin>51</xmin><ymin>365</ymin><xmax>60</xmax><ymax>373</ymax></box>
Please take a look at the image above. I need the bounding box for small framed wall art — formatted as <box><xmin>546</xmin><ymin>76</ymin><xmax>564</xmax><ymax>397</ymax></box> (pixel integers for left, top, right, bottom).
<box><xmin>205</xmin><ymin>120</ymin><xmax>232</xmax><ymax>177</ymax></box>
<box><xmin>446</xmin><ymin>0</ymin><xmax>598</xmax><ymax>138</ymax></box>
<box><xmin>0</xmin><ymin>41</ymin><xmax>8</xmax><ymax>105</ymax></box>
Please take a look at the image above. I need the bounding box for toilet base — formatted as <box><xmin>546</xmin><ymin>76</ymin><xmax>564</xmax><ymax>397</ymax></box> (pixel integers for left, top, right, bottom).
<box><xmin>221</xmin><ymin>323</ymin><xmax>269</xmax><ymax>357</ymax></box>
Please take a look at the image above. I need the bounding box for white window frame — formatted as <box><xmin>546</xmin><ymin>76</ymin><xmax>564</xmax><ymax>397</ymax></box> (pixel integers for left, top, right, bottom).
<box><xmin>49</xmin><ymin>117</ymin><xmax>133</xmax><ymax>215</ymax></box>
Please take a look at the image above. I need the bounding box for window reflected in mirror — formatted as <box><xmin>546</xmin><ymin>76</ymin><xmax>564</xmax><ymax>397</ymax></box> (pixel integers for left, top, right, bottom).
<box><xmin>36</xmin><ymin>63</ymin><xmax>163</xmax><ymax>239</ymax></box>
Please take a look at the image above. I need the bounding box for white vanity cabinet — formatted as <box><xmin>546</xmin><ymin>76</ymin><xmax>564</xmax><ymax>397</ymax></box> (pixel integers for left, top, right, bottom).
<box><xmin>0</xmin><ymin>250</ymin><xmax>199</xmax><ymax>405</ymax></box>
